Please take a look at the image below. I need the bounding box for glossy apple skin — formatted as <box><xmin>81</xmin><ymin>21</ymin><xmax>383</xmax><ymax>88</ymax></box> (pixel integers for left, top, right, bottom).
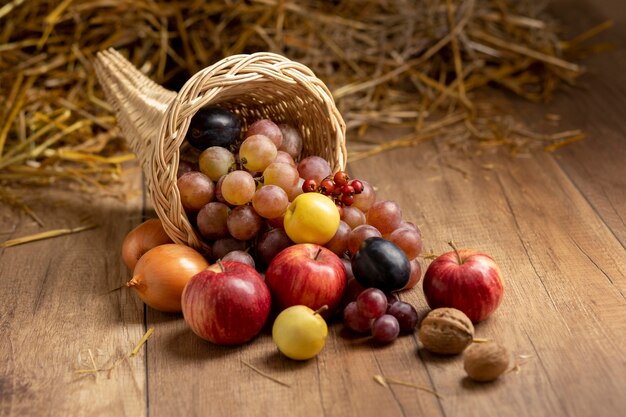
<box><xmin>182</xmin><ymin>261</ymin><xmax>271</xmax><ymax>345</ymax></box>
<box><xmin>265</xmin><ymin>244</ymin><xmax>347</xmax><ymax>318</ymax></box>
<box><xmin>423</xmin><ymin>249</ymin><xmax>504</xmax><ymax>323</ymax></box>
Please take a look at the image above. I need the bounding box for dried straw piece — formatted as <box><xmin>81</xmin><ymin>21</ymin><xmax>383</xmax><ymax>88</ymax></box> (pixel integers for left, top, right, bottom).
<box><xmin>373</xmin><ymin>374</ymin><xmax>443</xmax><ymax>399</ymax></box>
<box><xmin>241</xmin><ymin>360</ymin><xmax>291</xmax><ymax>387</ymax></box>
<box><xmin>130</xmin><ymin>327</ymin><xmax>154</xmax><ymax>357</ymax></box>
<box><xmin>0</xmin><ymin>224</ymin><xmax>96</xmax><ymax>248</ymax></box>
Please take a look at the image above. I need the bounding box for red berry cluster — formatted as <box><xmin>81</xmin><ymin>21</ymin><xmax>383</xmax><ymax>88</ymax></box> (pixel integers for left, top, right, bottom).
<box><xmin>302</xmin><ymin>171</ymin><xmax>364</xmax><ymax>215</ymax></box>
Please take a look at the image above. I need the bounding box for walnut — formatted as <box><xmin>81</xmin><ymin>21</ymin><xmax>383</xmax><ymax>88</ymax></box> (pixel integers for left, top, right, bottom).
<box><xmin>463</xmin><ymin>341</ymin><xmax>510</xmax><ymax>382</ymax></box>
<box><xmin>418</xmin><ymin>308</ymin><xmax>474</xmax><ymax>355</ymax></box>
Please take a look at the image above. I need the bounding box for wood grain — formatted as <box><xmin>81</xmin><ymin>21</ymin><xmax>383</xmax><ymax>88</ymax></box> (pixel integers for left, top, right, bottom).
<box><xmin>2</xmin><ymin>0</ymin><xmax>626</xmax><ymax>416</ymax></box>
<box><xmin>0</xmin><ymin>172</ymin><xmax>147</xmax><ymax>417</ymax></box>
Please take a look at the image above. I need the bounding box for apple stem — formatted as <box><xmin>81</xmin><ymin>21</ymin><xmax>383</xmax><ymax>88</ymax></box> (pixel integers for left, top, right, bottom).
<box><xmin>217</xmin><ymin>259</ymin><xmax>225</xmax><ymax>273</ymax></box>
<box><xmin>314</xmin><ymin>247</ymin><xmax>323</xmax><ymax>261</ymax></box>
<box><xmin>314</xmin><ymin>305</ymin><xmax>329</xmax><ymax>316</ymax></box>
<box><xmin>448</xmin><ymin>241</ymin><xmax>464</xmax><ymax>265</ymax></box>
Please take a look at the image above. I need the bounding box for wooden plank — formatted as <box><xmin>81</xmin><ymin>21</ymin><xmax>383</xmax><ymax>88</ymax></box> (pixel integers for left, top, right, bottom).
<box><xmin>145</xmin><ymin>298</ymin><xmax>443</xmax><ymax>417</ymax></box>
<box><xmin>348</xmin><ymin>137</ymin><xmax>626</xmax><ymax>417</ymax></box>
<box><xmin>0</xmin><ymin>174</ymin><xmax>147</xmax><ymax>417</ymax></box>
<box><xmin>520</xmin><ymin>0</ymin><xmax>626</xmax><ymax>247</ymax></box>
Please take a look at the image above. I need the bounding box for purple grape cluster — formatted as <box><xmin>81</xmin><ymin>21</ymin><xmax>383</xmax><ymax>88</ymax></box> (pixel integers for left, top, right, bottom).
<box><xmin>343</xmin><ymin>288</ymin><xmax>418</xmax><ymax>343</ymax></box>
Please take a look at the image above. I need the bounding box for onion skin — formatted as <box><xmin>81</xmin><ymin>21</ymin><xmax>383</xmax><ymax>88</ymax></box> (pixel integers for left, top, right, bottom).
<box><xmin>128</xmin><ymin>244</ymin><xmax>209</xmax><ymax>312</ymax></box>
<box><xmin>122</xmin><ymin>218</ymin><xmax>173</xmax><ymax>271</ymax></box>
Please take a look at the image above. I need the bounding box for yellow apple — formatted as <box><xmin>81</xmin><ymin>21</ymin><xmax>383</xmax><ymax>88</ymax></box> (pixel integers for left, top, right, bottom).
<box><xmin>272</xmin><ymin>305</ymin><xmax>328</xmax><ymax>360</ymax></box>
<box><xmin>283</xmin><ymin>193</ymin><xmax>340</xmax><ymax>244</ymax></box>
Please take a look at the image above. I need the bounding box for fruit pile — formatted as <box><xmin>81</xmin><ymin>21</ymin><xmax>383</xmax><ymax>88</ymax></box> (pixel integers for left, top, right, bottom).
<box><xmin>121</xmin><ymin>105</ymin><xmax>505</xmax><ymax>368</ymax></box>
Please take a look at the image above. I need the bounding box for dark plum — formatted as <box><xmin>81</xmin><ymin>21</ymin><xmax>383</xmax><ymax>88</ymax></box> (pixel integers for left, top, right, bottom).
<box><xmin>351</xmin><ymin>237</ymin><xmax>410</xmax><ymax>292</ymax></box>
<box><xmin>186</xmin><ymin>106</ymin><xmax>241</xmax><ymax>150</ymax></box>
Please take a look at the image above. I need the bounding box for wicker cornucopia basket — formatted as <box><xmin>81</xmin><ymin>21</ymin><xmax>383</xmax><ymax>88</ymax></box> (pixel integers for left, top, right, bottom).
<box><xmin>93</xmin><ymin>49</ymin><xmax>347</xmax><ymax>253</ymax></box>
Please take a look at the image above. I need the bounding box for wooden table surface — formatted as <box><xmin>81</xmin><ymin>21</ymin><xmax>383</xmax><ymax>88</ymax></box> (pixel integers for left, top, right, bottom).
<box><xmin>2</xmin><ymin>1</ymin><xmax>625</xmax><ymax>416</ymax></box>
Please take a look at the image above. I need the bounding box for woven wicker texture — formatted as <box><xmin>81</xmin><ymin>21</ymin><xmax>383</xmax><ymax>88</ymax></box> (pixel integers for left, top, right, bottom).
<box><xmin>94</xmin><ymin>49</ymin><xmax>347</xmax><ymax>252</ymax></box>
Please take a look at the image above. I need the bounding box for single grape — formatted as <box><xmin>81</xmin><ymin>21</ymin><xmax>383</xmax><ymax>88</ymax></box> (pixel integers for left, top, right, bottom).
<box><xmin>246</xmin><ymin>119</ymin><xmax>283</xmax><ymax>148</ymax></box>
<box><xmin>185</xmin><ymin>106</ymin><xmax>240</xmax><ymax>150</ymax></box>
<box><xmin>239</xmin><ymin>134</ymin><xmax>277</xmax><ymax>172</ymax></box>
<box><xmin>252</xmin><ymin>185</ymin><xmax>289</xmax><ymax>219</ymax></box>
<box><xmin>366</xmin><ymin>200</ymin><xmax>402</xmax><ymax>235</ymax></box>
<box><xmin>198</xmin><ymin>146</ymin><xmax>235</xmax><ymax>181</ymax></box>
<box><xmin>222</xmin><ymin>250</ymin><xmax>255</xmax><ymax>269</ymax></box>
<box><xmin>341</xmin><ymin>206</ymin><xmax>366</xmax><ymax>229</ymax></box>
<box><xmin>340</xmin><ymin>184</ymin><xmax>355</xmax><ymax>196</ymax></box>
<box><xmin>196</xmin><ymin>202</ymin><xmax>230</xmax><ymax>240</ymax></box>
<box><xmin>403</xmin><ymin>258</ymin><xmax>422</xmax><ymax>290</ymax></box>
<box><xmin>371</xmin><ymin>315</ymin><xmax>400</xmax><ymax>343</ymax></box>
<box><xmin>343</xmin><ymin>301</ymin><xmax>373</xmax><ymax>334</ymax></box>
<box><xmin>256</xmin><ymin>228</ymin><xmax>294</xmax><ymax>265</ymax></box>
<box><xmin>341</xmin><ymin>278</ymin><xmax>366</xmax><ymax>310</ymax></box>
<box><xmin>387</xmin><ymin>302</ymin><xmax>418</xmax><ymax>333</ymax></box>
<box><xmin>335</xmin><ymin>201</ymin><xmax>344</xmax><ymax>218</ymax></box>
<box><xmin>352</xmin><ymin>180</ymin><xmax>376</xmax><ymax>212</ymax></box>
<box><xmin>221</xmin><ymin>170</ymin><xmax>256</xmax><ymax>205</ymax></box>
<box><xmin>263</xmin><ymin>162</ymin><xmax>299</xmax><ymax>193</ymax></box>
<box><xmin>274</xmin><ymin>150</ymin><xmax>296</xmax><ymax>167</ymax></box>
<box><xmin>227</xmin><ymin>205</ymin><xmax>264</xmax><ymax>241</ymax></box>
<box><xmin>177</xmin><ymin>159</ymin><xmax>198</xmax><ymax>178</ymax></box>
<box><xmin>177</xmin><ymin>171</ymin><xmax>215</xmax><ymax>212</ymax></box>
<box><xmin>340</xmin><ymin>257</ymin><xmax>354</xmax><ymax>279</ymax></box>
<box><xmin>347</xmin><ymin>224</ymin><xmax>382</xmax><ymax>255</ymax></box>
<box><xmin>278</xmin><ymin>124</ymin><xmax>303</xmax><ymax>159</ymax></box>
<box><xmin>324</xmin><ymin>221</ymin><xmax>350</xmax><ymax>256</ymax></box>
<box><xmin>386</xmin><ymin>292</ymin><xmax>399</xmax><ymax>307</ymax></box>
<box><xmin>287</xmin><ymin>178</ymin><xmax>305</xmax><ymax>201</ymax></box>
<box><xmin>212</xmin><ymin>237</ymin><xmax>247</xmax><ymax>261</ymax></box>
<box><xmin>267</xmin><ymin>214</ymin><xmax>285</xmax><ymax>230</ymax></box>
<box><xmin>297</xmin><ymin>156</ymin><xmax>332</xmax><ymax>183</ymax></box>
<box><xmin>387</xmin><ymin>226</ymin><xmax>422</xmax><ymax>260</ymax></box>
<box><xmin>214</xmin><ymin>175</ymin><xmax>227</xmax><ymax>204</ymax></box>
<box><xmin>356</xmin><ymin>288</ymin><xmax>388</xmax><ymax>319</ymax></box>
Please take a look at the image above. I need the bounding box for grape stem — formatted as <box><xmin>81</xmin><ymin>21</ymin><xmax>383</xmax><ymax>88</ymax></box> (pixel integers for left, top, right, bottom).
<box><xmin>447</xmin><ymin>241</ymin><xmax>464</xmax><ymax>265</ymax></box>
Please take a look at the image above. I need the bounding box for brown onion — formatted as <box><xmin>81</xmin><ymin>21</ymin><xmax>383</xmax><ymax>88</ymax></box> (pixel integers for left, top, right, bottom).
<box><xmin>126</xmin><ymin>244</ymin><xmax>209</xmax><ymax>312</ymax></box>
<box><xmin>122</xmin><ymin>218</ymin><xmax>173</xmax><ymax>271</ymax></box>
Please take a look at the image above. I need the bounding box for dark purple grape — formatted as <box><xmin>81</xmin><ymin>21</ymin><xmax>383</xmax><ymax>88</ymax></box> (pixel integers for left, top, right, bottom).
<box><xmin>177</xmin><ymin>159</ymin><xmax>198</xmax><ymax>178</ymax></box>
<box><xmin>385</xmin><ymin>292</ymin><xmax>399</xmax><ymax>307</ymax></box>
<box><xmin>351</xmin><ymin>237</ymin><xmax>410</xmax><ymax>291</ymax></box>
<box><xmin>343</xmin><ymin>301</ymin><xmax>372</xmax><ymax>333</ymax></box>
<box><xmin>186</xmin><ymin>106</ymin><xmax>241</xmax><ymax>150</ymax></box>
<box><xmin>387</xmin><ymin>301</ymin><xmax>418</xmax><ymax>333</ymax></box>
<box><xmin>371</xmin><ymin>315</ymin><xmax>400</xmax><ymax>343</ymax></box>
<box><xmin>356</xmin><ymin>288</ymin><xmax>387</xmax><ymax>319</ymax></box>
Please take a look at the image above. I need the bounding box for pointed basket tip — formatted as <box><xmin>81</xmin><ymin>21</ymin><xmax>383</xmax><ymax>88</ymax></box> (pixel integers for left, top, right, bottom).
<box><xmin>94</xmin><ymin>49</ymin><xmax>346</xmax><ymax>253</ymax></box>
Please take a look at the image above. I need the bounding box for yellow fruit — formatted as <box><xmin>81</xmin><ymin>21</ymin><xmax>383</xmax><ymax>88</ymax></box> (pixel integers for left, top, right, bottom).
<box><xmin>272</xmin><ymin>305</ymin><xmax>328</xmax><ymax>360</ymax></box>
<box><xmin>283</xmin><ymin>193</ymin><xmax>340</xmax><ymax>245</ymax></box>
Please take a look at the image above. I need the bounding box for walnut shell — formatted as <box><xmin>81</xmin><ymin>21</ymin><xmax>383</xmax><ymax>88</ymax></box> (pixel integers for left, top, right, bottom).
<box><xmin>419</xmin><ymin>308</ymin><xmax>474</xmax><ymax>355</ymax></box>
<box><xmin>463</xmin><ymin>341</ymin><xmax>510</xmax><ymax>382</ymax></box>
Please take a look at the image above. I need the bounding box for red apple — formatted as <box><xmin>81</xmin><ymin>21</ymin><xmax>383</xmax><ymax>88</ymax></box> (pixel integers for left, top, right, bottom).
<box><xmin>182</xmin><ymin>261</ymin><xmax>271</xmax><ymax>345</ymax></box>
<box><xmin>265</xmin><ymin>244</ymin><xmax>347</xmax><ymax>318</ymax></box>
<box><xmin>423</xmin><ymin>243</ymin><xmax>504</xmax><ymax>322</ymax></box>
